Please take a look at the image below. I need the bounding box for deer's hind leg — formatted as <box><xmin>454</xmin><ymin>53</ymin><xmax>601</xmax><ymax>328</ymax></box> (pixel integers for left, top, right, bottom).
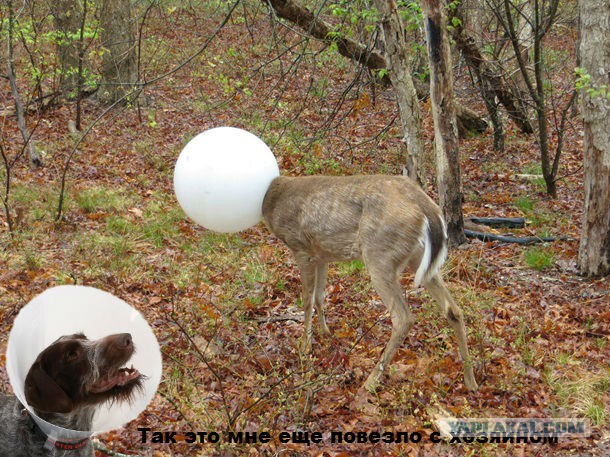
<box><xmin>363</xmin><ymin>253</ymin><xmax>416</xmax><ymax>392</ymax></box>
<box><xmin>423</xmin><ymin>274</ymin><xmax>478</xmax><ymax>391</ymax></box>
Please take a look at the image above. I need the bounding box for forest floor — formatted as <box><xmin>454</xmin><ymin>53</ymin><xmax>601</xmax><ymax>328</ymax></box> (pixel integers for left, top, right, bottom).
<box><xmin>1</xmin><ymin>3</ymin><xmax>608</xmax><ymax>457</ymax></box>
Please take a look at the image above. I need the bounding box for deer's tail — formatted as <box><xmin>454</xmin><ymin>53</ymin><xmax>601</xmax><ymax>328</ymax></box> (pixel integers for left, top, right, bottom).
<box><xmin>413</xmin><ymin>212</ymin><xmax>448</xmax><ymax>287</ymax></box>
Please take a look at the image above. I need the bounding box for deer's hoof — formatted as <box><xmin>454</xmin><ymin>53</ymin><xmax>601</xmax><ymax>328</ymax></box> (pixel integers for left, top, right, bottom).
<box><xmin>317</xmin><ymin>323</ymin><xmax>332</xmax><ymax>337</ymax></box>
<box><xmin>363</xmin><ymin>370</ymin><xmax>382</xmax><ymax>393</ymax></box>
<box><xmin>465</xmin><ymin>374</ymin><xmax>479</xmax><ymax>392</ymax></box>
<box><xmin>297</xmin><ymin>336</ymin><xmax>313</xmax><ymax>354</ymax></box>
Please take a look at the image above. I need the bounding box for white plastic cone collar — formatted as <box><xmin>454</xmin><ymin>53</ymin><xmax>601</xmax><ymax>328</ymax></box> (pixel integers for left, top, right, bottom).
<box><xmin>6</xmin><ymin>285</ymin><xmax>162</xmax><ymax>441</ymax></box>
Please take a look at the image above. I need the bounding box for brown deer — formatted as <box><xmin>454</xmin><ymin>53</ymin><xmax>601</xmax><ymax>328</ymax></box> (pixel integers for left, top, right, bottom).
<box><xmin>262</xmin><ymin>175</ymin><xmax>477</xmax><ymax>392</ymax></box>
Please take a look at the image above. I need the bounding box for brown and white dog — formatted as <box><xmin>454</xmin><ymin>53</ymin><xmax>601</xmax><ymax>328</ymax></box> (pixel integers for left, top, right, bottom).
<box><xmin>0</xmin><ymin>333</ymin><xmax>142</xmax><ymax>457</ymax></box>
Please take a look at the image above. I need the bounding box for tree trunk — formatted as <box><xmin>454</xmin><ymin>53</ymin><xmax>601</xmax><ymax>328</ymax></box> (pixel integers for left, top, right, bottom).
<box><xmin>422</xmin><ymin>0</ymin><xmax>466</xmax><ymax>246</ymax></box>
<box><xmin>501</xmin><ymin>0</ymin><xmax>560</xmax><ymax>197</ymax></box>
<box><xmin>50</xmin><ymin>0</ymin><xmax>84</xmax><ymax>97</ymax></box>
<box><xmin>517</xmin><ymin>0</ymin><xmax>535</xmax><ymax>63</ymax></box>
<box><xmin>97</xmin><ymin>0</ymin><xmax>138</xmax><ymax>104</ymax></box>
<box><xmin>373</xmin><ymin>0</ymin><xmax>426</xmax><ymax>185</ymax></box>
<box><xmin>457</xmin><ymin>0</ymin><xmax>503</xmax><ymax>150</ymax></box>
<box><xmin>578</xmin><ymin>0</ymin><xmax>610</xmax><ymax>277</ymax></box>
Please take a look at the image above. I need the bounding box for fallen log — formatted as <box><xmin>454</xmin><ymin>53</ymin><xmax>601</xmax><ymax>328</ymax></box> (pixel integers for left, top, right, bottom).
<box><xmin>467</xmin><ymin>217</ymin><xmax>525</xmax><ymax>229</ymax></box>
<box><xmin>465</xmin><ymin>229</ymin><xmax>564</xmax><ymax>245</ymax></box>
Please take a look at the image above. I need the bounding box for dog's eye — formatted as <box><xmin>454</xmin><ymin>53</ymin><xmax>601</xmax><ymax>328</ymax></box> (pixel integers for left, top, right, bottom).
<box><xmin>66</xmin><ymin>349</ymin><xmax>80</xmax><ymax>361</ymax></box>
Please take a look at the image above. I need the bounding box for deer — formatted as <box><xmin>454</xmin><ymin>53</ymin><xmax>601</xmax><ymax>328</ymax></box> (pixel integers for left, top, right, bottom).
<box><xmin>262</xmin><ymin>175</ymin><xmax>478</xmax><ymax>392</ymax></box>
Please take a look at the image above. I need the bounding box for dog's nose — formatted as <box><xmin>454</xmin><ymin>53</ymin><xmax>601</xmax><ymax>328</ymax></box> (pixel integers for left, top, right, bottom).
<box><xmin>116</xmin><ymin>333</ymin><xmax>133</xmax><ymax>349</ymax></box>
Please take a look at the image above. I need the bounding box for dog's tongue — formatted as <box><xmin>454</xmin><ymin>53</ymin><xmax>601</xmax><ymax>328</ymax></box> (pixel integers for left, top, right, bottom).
<box><xmin>91</xmin><ymin>367</ymin><xmax>140</xmax><ymax>393</ymax></box>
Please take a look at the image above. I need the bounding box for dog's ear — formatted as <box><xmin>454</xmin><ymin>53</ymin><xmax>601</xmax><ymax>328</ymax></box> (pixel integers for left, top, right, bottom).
<box><xmin>25</xmin><ymin>362</ymin><xmax>74</xmax><ymax>414</ymax></box>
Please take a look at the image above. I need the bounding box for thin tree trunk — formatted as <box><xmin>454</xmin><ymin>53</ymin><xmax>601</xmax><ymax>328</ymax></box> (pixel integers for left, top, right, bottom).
<box><xmin>422</xmin><ymin>0</ymin><xmax>466</xmax><ymax>246</ymax></box>
<box><xmin>502</xmin><ymin>0</ymin><xmax>560</xmax><ymax>196</ymax></box>
<box><xmin>578</xmin><ymin>0</ymin><xmax>610</xmax><ymax>276</ymax></box>
<box><xmin>6</xmin><ymin>0</ymin><xmax>41</xmax><ymax>168</ymax></box>
<box><xmin>532</xmin><ymin>6</ymin><xmax>554</xmax><ymax>197</ymax></box>
<box><xmin>373</xmin><ymin>0</ymin><xmax>425</xmax><ymax>185</ymax></box>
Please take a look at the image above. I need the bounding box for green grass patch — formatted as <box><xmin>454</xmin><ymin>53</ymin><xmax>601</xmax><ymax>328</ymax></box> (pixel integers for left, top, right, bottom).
<box><xmin>513</xmin><ymin>193</ymin><xmax>558</xmax><ymax>228</ymax></box>
<box><xmin>10</xmin><ymin>182</ymin><xmax>63</xmax><ymax>221</ymax></box>
<box><xmin>514</xmin><ymin>195</ymin><xmax>536</xmax><ymax>213</ymax></box>
<box><xmin>106</xmin><ymin>215</ymin><xmax>134</xmax><ymax>235</ymax></box>
<box><xmin>523</xmin><ymin>246</ymin><xmax>556</xmax><ymax>271</ymax></box>
<box><xmin>76</xmin><ymin>186</ymin><xmax>132</xmax><ymax>214</ymax></box>
<box><xmin>545</xmin><ymin>365</ymin><xmax>610</xmax><ymax>426</ymax></box>
<box><xmin>337</xmin><ymin>259</ymin><xmax>366</xmax><ymax>276</ymax></box>
<box><xmin>23</xmin><ymin>246</ymin><xmax>43</xmax><ymax>271</ymax></box>
<box><xmin>141</xmin><ymin>201</ymin><xmax>184</xmax><ymax>248</ymax></box>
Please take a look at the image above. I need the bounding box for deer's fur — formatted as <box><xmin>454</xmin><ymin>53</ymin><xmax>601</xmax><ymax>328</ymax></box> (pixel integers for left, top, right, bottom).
<box><xmin>262</xmin><ymin>175</ymin><xmax>477</xmax><ymax>392</ymax></box>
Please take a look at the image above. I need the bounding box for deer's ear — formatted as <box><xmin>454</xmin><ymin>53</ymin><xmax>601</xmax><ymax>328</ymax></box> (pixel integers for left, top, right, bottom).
<box><xmin>25</xmin><ymin>362</ymin><xmax>74</xmax><ymax>414</ymax></box>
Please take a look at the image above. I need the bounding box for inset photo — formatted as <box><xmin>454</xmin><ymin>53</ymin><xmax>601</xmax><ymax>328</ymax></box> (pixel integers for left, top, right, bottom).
<box><xmin>3</xmin><ymin>285</ymin><xmax>162</xmax><ymax>456</ymax></box>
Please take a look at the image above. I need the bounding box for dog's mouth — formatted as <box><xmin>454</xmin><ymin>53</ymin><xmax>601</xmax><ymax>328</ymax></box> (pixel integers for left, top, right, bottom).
<box><xmin>90</xmin><ymin>365</ymin><xmax>141</xmax><ymax>393</ymax></box>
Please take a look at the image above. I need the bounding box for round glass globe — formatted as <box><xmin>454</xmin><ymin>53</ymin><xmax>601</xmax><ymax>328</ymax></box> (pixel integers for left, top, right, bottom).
<box><xmin>173</xmin><ymin>127</ymin><xmax>280</xmax><ymax>233</ymax></box>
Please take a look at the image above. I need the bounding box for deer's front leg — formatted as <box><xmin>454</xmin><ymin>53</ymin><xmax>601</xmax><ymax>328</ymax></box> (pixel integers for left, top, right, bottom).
<box><xmin>314</xmin><ymin>262</ymin><xmax>331</xmax><ymax>336</ymax></box>
<box><xmin>296</xmin><ymin>255</ymin><xmax>317</xmax><ymax>352</ymax></box>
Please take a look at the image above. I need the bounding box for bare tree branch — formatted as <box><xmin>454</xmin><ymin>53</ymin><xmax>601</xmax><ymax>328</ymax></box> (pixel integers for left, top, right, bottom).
<box><xmin>263</xmin><ymin>0</ymin><xmax>387</xmax><ymax>75</ymax></box>
<box><xmin>262</xmin><ymin>0</ymin><xmax>487</xmax><ymax>140</ymax></box>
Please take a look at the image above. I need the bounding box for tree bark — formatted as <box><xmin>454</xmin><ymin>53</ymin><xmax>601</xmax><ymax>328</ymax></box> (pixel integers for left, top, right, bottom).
<box><xmin>422</xmin><ymin>0</ymin><xmax>466</xmax><ymax>246</ymax></box>
<box><xmin>373</xmin><ymin>0</ymin><xmax>425</xmax><ymax>184</ymax></box>
<box><xmin>50</xmin><ymin>0</ymin><xmax>84</xmax><ymax>98</ymax></box>
<box><xmin>97</xmin><ymin>0</ymin><xmax>138</xmax><ymax>104</ymax></box>
<box><xmin>578</xmin><ymin>0</ymin><xmax>610</xmax><ymax>276</ymax></box>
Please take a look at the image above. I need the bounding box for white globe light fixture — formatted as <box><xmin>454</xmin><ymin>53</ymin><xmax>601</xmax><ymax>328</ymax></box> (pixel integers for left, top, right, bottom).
<box><xmin>173</xmin><ymin>127</ymin><xmax>280</xmax><ymax>233</ymax></box>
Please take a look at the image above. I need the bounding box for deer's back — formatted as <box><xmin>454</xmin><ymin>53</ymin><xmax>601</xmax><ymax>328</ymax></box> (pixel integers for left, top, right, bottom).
<box><xmin>262</xmin><ymin>175</ymin><xmax>442</xmax><ymax>264</ymax></box>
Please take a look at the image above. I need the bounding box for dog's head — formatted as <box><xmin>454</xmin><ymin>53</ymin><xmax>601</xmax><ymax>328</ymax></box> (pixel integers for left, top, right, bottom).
<box><xmin>24</xmin><ymin>333</ymin><xmax>143</xmax><ymax>415</ymax></box>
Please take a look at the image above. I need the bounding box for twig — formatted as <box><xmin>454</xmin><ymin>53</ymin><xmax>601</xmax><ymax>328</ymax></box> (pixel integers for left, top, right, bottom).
<box><xmin>249</xmin><ymin>314</ymin><xmax>303</xmax><ymax>323</ymax></box>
